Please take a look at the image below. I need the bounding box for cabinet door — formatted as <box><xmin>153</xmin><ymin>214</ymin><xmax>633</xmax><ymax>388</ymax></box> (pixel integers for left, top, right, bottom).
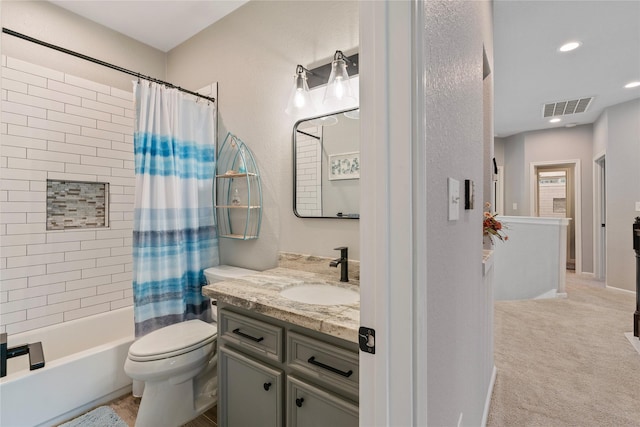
<box><xmin>219</xmin><ymin>346</ymin><xmax>283</xmax><ymax>427</ymax></box>
<box><xmin>286</xmin><ymin>376</ymin><xmax>358</xmax><ymax>427</ymax></box>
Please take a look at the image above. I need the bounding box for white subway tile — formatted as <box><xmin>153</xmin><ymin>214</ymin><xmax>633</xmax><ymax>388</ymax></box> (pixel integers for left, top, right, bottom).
<box><xmin>0</xmin><ymin>310</ymin><xmax>27</xmax><ymax>326</ymax></box>
<box><xmin>0</xmin><ymin>191</ymin><xmax>7</xmax><ymax>202</ymax></box>
<box><xmin>7</xmin><ymin>190</ymin><xmax>44</xmax><ymax>202</ymax></box>
<box><xmin>110</xmin><ymin>87</ymin><xmax>133</xmax><ymax>100</ymax></box>
<box><xmin>123</xmin><ymin>186</ymin><xmax>136</xmax><ymax>195</ymax></box>
<box><xmin>7</xmin><ymin>252</ymin><xmax>64</xmax><ymax>268</ymax></box>
<box><xmin>28</xmin><ymin>241</ymin><xmax>80</xmax><ymax>255</ymax></box>
<box><xmin>1</xmin><ymin>245</ymin><xmax>27</xmax><ymax>257</ymax></box>
<box><xmin>8</xmin><ymin>157</ymin><xmax>65</xmax><ymax>172</ymax></box>
<box><xmin>110</xmin><ymin>203</ymin><xmax>133</xmax><ymax>213</ymax></box>
<box><xmin>65</xmin><ymin>104</ymin><xmax>111</xmax><ymax>122</ymax></box>
<box><xmin>47</xmin><ymin>141</ymin><xmax>97</xmax><ymax>157</ymax></box>
<box><xmin>97</xmin><ymin>120</ymin><xmax>132</xmax><ymax>135</ymax></box>
<box><xmin>124</xmin><ymin>134</ymin><xmax>133</xmax><ymax>144</ymax></box>
<box><xmin>46</xmin><ymin>230</ymin><xmax>95</xmax><ymax>243</ymax></box>
<box><xmin>1</xmin><ymin>233</ymin><xmax>46</xmax><ymax>246</ymax></box>
<box><xmin>10</xmin><ymin>282</ymin><xmax>65</xmax><ymax>301</ymax></box>
<box><xmin>97</xmin><ymin>280</ymin><xmax>131</xmax><ymax>295</ymax></box>
<box><xmin>1</xmin><ymin>111</ymin><xmax>27</xmax><ymax>126</ymax></box>
<box><xmin>27</xmin><ymin>117</ymin><xmax>80</xmax><ymax>135</ymax></box>
<box><xmin>81</xmin><ymin>98</ymin><xmax>124</xmax><ymax>115</ymax></box>
<box><xmin>123</xmin><ymin>212</ymin><xmax>134</xmax><ymax>222</ymax></box>
<box><xmin>80</xmin><ymin>155</ymin><xmax>123</xmax><ymax>168</ymax></box>
<box><xmin>47</xmin><ymin>287</ymin><xmax>95</xmax><ymax>304</ymax></box>
<box><xmin>65</xmin><ymin>248</ymin><xmax>110</xmax><ymax>261</ymax></box>
<box><xmin>111</xmin><ymin>297</ymin><xmax>133</xmax><ymax>310</ymax></box>
<box><xmin>28</xmin><ymin>270</ymin><xmax>81</xmax><ymax>287</ymax></box>
<box><xmin>0</xmin><ymin>201</ymin><xmax>46</xmax><ymax>213</ymax></box>
<box><xmin>64</xmin><ymin>303</ymin><xmax>109</xmax><ymax>321</ymax></box>
<box><xmin>1</xmin><ymin>100</ymin><xmax>47</xmax><ymax>118</ymax></box>
<box><xmin>7</xmin><ymin>91</ymin><xmax>65</xmax><ymax>112</ymax></box>
<box><xmin>81</xmin><ymin>290</ymin><xmax>123</xmax><ymax>307</ymax></box>
<box><xmin>96</xmin><ymin>254</ymin><xmax>131</xmax><ymax>267</ymax></box>
<box><xmin>0</xmin><ymin>277</ymin><xmax>28</xmax><ymax>291</ymax></box>
<box><xmin>111</xmin><ymin>114</ymin><xmax>134</xmax><ymax>127</ymax></box>
<box><xmin>122</xmin><ymin>160</ymin><xmax>135</xmax><ymax>170</ymax></box>
<box><xmin>1</xmin><ymin>292</ymin><xmax>7</xmax><ymax>304</ymax></box>
<box><xmin>7</xmin><ymin>57</ymin><xmax>65</xmax><ymax>81</ymax></box>
<box><xmin>0</xmin><ymin>212</ymin><xmax>26</xmax><ymax>224</ymax></box>
<box><xmin>124</xmin><ymin>109</ymin><xmax>135</xmax><ymax>119</ymax></box>
<box><xmin>109</xmin><ymin>212</ymin><xmax>124</xmax><ymax>221</ymax></box>
<box><xmin>110</xmin><ymin>141</ymin><xmax>133</xmax><ymax>153</ymax></box>
<box><xmin>48</xmin><ymin>80</ymin><xmax>96</xmax><ymax>101</ymax></box>
<box><xmin>99</xmin><ymin>175</ymin><xmax>135</xmax><ymax>187</ymax></box>
<box><xmin>65</xmin><ymin>74</ymin><xmax>110</xmax><ymax>95</ymax></box>
<box><xmin>0</xmin><ymin>179</ymin><xmax>29</xmax><ymax>191</ymax></box>
<box><xmin>3</xmin><ymin>131</ymin><xmax>52</xmax><ymax>149</ymax></box>
<box><xmin>97</xmin><ymin>93</ymin><xmax>133</xmax><ymax>109</ymax></box>
<box><xmin>1</xmin><ymin>145</ymin><xmax>27</xmax><ymax>158</ymax></box>
<box><xmin>27</xmin><ymin>212</ymin><xmax>46</xmax><ymax>223</ymax></box>
<box><xmin>2</xmin><ymin>67</ymin><xmax>47</xmax><ymax>87</ymax></box>
<box><xmin>6</xmin><ymin>223</ymin><xmax>46</xmax><ymax>235</ymax></box>
<box><xmin>82</xmin><ymin>264</ymin><xmax>124</xmax><ymax>279</ymax></box>
<box><xmin>47</xmin><ymin>259</ymin><xmax>96</xmax><ymax>274</ymax></box>
<box><xmin>110</xmin><ymin>194</ymin><xmax>135</xmax><ymax>204</ymax></box>
<box><xmin>109</xmin><ymin>185</ymin><xmax>124</xmax><ymax>194</ymax></box>
<box><xmin>65</xmin><ymin>274</ymin><xmax>111</xmax><ymax>291</ymax></box>
<box><xmin>28</xmin><ymin>299</ymin><xmax>80</xmax><ymax>319</ymax></box>
<box><xmin>47</xmin><ymin>110</ymin><xmax>96</xmax><ymax>128</ymax></box>
<box><xmin>28</xmin><ymin>85</ymin><xmax>81</xmax><ymax>106</ymax></box>
<box><xmin>97</xmin><ymin>148</ymin><xmax>133</xmax><ymax>161</ymax></box>
<box><xmin>112</xmin><ymin>271</ymin><xmax>132</xmax><ymax>283</ymax></box>
<box><xmin>96</xmin><ymin>229</ymin><xmax>130</xmax><ymax>239</ymax></box>
<box><xmin>123</xmin><ymin>288</ymin><xmax>133</xmax><ymax>299</ymax></box>
<box><xmin>47</xmin><ymin>172</ymin><xmax>97</xmax><ymax>182</ymax></box>
<box><xmin>2</xmin><ymin>77</ymin><xmax>28</xmax><ymax>93</ymax></box>
<box><xmin>66</xmin><ymin>133</ymin><xmax>111</xmax><ymax>149</ymax></box>
<box><xmin>6</xmin><ymin>313</ymin><xmax>63</xmax><ymax>334</ymax></box>
<box><xmin>123</xmin><ymin>237</ymin><xmax>132</xmax><ymax>246</ymax></box>
<box><xmin>107</xmin><ymin>220</ymin><xmax>133</xmax><ymax>230</ymax></box>
<box><xmin>82</xmin><ymin>126</ymin><xmax>124</xmax><ymax>142</ymax></box>
<box><xmin>65</xmin><ymin>163</ymin><xmax>110</xmax><ymax>176</ymax></box>
<box><xmin>3</xmin><ymin>125</ymin><xmax>64</xmax><ymax>144</ymax></box>
<box><xmin>124</xmin><ymin>263</ymin><xmax>132</xmax><ymax>272</ymax></box>
<box><xmin>1</xmin><ymin>296</ymin><xmax>47</xmax><ymax>314</ymax></box>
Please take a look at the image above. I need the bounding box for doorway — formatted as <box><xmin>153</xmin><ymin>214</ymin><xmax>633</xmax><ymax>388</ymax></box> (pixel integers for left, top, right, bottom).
<box><xmin>594</xmin><ymin>154</ymin><xmax>606</xmax><ymax>280</ymax></box>
<box><xmin>530</xmin><ymin>160</ymin><xmax>582</xmax><ymax>273</ymax></box>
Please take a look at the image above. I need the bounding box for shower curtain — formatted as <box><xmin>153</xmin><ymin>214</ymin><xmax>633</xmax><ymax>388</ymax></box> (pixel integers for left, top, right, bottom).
<box><xmin>133</xmin><ymin>81</ymin><xmax>219</xmax><ymax>337</ymax></box>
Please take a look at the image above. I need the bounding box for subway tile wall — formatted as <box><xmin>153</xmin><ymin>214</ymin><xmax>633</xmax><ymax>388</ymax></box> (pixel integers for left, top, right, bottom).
<box><xmin>0</xmin><ymin>55</ymin><xmax>135</xmax><ymax>334</ymax></box>
<box><xmin>295</xmin><ymin>126</ymin><xmax>322</xmax><ymax>217</ymax></box>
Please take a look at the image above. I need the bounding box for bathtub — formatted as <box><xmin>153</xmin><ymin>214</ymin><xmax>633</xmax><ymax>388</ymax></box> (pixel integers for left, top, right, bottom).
<box><xmin>0</xmin><ymin>306</ymin><xmax>135</xmax><ymax>427</ymax></box>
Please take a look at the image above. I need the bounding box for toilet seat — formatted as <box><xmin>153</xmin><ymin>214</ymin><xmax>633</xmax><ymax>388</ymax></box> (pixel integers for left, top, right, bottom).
<box><xmin>128</xmin><ymin>320</ymin><xmax>217</xmax><ymax>362</ymax></box>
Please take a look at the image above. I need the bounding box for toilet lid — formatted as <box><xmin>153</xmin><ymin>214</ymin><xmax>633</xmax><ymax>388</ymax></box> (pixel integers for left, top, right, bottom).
<box><xmin>128</xmin><ymin>320</ymin><xmax>217</xmax><ymax>362</ymax></box>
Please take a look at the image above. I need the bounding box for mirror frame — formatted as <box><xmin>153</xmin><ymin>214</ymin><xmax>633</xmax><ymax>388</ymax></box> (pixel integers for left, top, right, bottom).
<box><xmin>292</xmin><ymin>107</ymin><xmax>360</xmax><ymax>219</ymax></box>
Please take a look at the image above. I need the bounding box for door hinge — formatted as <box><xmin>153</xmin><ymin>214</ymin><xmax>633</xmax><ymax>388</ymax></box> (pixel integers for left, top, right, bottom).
<box><xmin>358</xmin><ymin>326</ymin><xmax>375</xmax><ymax>354</ymax></box>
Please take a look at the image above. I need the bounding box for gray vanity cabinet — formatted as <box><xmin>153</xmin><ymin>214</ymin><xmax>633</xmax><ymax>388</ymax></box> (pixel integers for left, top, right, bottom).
<box><xmin>217</xmin><ymin>306</ymin><xmax>359</xmax><ymax>427</ymax></box>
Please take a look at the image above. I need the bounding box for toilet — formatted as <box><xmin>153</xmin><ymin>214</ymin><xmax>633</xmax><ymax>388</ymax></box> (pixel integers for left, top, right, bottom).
<box><xmin>124</xmin><ymin>265</ymin><xmax>257</xmax><ymax>427</ymax></box>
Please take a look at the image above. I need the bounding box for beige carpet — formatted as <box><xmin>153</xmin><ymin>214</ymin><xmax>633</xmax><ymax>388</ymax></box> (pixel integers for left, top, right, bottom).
<box><xmin>487</xmin><ymin>274</ymin><xmax>640</xmax><ymax>427</ymax></box>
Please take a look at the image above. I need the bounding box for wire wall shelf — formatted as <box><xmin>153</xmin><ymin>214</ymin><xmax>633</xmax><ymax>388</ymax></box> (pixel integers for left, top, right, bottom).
<box><xmin>215</xmin><ymin>133</ymin><xmax>262</xmax><ymax>240</ymax></box>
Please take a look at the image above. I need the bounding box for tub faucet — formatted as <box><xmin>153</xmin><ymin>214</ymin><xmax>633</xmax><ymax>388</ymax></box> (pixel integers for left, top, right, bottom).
<box><xmin>330</xmin><ymin>246</ymin><xmax>349</xmax><ymax>282</ymax></box>
<box><xmin>0</xmin><ymin>332</ymin><xmax>45</xmax><ymax>378</ymax></box>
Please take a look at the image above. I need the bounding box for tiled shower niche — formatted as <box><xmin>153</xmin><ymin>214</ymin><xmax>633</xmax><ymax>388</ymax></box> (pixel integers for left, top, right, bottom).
<box><xmin>47</xmin><ymin>180</ymin><xmax>109</xmax><ymax>230</ymax></box>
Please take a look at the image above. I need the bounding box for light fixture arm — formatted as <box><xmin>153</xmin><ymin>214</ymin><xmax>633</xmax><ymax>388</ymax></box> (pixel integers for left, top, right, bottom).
<box><xmin>333</xmin><ymin>50</ymin><xmax>357</xmax><ymax>67</ymax></box>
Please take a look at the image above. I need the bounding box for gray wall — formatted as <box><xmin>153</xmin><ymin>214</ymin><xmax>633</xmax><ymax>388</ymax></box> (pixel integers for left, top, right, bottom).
<box><xmin>594</xmin><ymin>99</ymin><xmax>640</xmax><ymax>291</ymax></box>
<box><xmin>166</xmin><ymin>1</ymin><xmax>360</xmax><ymax>269</ymax></box>
<box><xmin>424</xmin><ymin>1</ymin><xmax>495</xmax><ymax>425</ymax></box>
<box><xmin>501</xmin><ymin>125</ymin><xmax>595</xmax><ymax>273</ymax></box>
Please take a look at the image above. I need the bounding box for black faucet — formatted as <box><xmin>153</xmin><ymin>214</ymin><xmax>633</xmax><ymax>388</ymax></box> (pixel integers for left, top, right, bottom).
<box><xmin>1</xmin><ymin>332</ymin><xmax>45</xmax><ymax>378</ymax></box>
<box><xmin>330</xmin><ymin>246</ymin><xmax>349</xmax><ymax>282</ymax></box>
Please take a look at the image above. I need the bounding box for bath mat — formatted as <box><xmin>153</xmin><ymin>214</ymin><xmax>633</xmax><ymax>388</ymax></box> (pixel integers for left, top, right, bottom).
<box><xmin>59</xmin><ymin>406</ymin><xmax>128</xmax><ymax>427</ymax></box>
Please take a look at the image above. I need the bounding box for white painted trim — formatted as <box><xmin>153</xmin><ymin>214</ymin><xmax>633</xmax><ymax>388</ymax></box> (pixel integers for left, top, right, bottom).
<box><xmin>495</xmin><ymin>165</ymin><xmax>504</xmax><ymax>215</ymax></box>
<box><xmin>534</xmin><ymin>288</ymin><xmax>558</xmax><ymax>299</ymax></box>
<box><xmin>499</xmin><ymin>216</ymin><xmax>571</xmax><ymax>226</ymax></box>
<box><xmin>624</xmin><ymin>333</ymin><xmax>640</xmax><ymax>355</ymax></box>
<box><xmin>606</xmin><ymin>285</ymin><xmax>637</xmax><ymax>295</ymax></box>
<box><xmin>592</xmin><ymin>152</ymin><xmax>606</xmax><ymax>280</ymax></box>
<box><xmin>528</xmin><ymin>159</ymin><xmax>582</xmax><ymax>274</ymax></box>
<box><xmin>481</xmin><ymin>366</ymin><xmax>497</xmax><ymax>427</ymax></box>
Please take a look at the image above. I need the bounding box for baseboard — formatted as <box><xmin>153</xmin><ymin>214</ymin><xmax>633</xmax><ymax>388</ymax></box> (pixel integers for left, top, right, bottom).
<box><xmin>534</xmin><ymin>289</ymin><xmax>558</xmax><ymax>299</ymax></box>
<box><xmin>625</xmin><ymin>333</ymin><xmax>640</xmax><ymax>355</ymax></box>
<box><xmin>481</xmin><ymin>366</ymin><xmax>497</xmax><ymax>427</ymax></box>
<box><xmin>606</xmin><ymin>285</ymin><xmax>637</xmax><ymax>295</ymax></box>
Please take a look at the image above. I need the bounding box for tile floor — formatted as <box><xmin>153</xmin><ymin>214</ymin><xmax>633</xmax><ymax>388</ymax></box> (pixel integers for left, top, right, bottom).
<box><xmin>107</xmin><ymin>393</ymin><xmax>217</xmax><ymax>427</ymax></box>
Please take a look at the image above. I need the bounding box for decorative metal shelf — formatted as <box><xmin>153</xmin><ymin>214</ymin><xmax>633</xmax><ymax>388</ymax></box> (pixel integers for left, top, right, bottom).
<box><xmin>215</xmin><ymin>133</ymin><xmax>262</xmax><ymax>240</ymax></box>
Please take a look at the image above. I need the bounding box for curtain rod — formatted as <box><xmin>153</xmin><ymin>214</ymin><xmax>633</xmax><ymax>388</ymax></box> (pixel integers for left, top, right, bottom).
<box><xmin>2</xmin><ymin>28</ymin><xmax>216</xmax><ymax>103</ymax></box>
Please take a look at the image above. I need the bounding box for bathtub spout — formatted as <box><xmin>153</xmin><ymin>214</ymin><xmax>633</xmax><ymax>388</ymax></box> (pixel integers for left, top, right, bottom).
<box><xmin>0</xmin><ymin>333</ymin><xmax>45</xmax><ymax>377</ymax></box>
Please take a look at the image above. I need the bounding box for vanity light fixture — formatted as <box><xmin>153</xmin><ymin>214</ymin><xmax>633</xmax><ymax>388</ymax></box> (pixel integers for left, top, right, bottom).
<box><xmin>624</xmin><ymin>81</ymin><xmax>640</xmax><ymax>89</ymax></box>
<box><xmin>549</xmin><ymin>118</ymin><xmax>561</xmax><ymax>123</ymax></box>
<box><xmin>323</xmin><ymin>50</ymin><xmax>357</xmax><ymax>106</ymax></box>
<box><xmin>285</xmin><ymin>65</ymin><xmax>316</xmax><ymax>116</ymax></box>
<box><xmin>559</xmin><ymin>41</ymin><xmax>581</xmax><ymax>52</ymax></box>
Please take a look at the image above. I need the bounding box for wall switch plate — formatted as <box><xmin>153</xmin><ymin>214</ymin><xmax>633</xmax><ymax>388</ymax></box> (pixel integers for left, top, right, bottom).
<box><xmin>448</xmin><ymin>178</ymin><xmax>460</xmax><ymax>221</ymax></box>
<box><xmin>636</xmin><ymin>201</ymin><xmax>640</xmax><ymax>212</ymax></box>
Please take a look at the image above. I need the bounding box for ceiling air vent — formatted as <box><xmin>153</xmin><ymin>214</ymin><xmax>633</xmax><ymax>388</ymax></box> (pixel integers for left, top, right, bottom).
<box><xmin>542</xmin><ymin>97</ymin><xmax>593</xmax><ymax>118</ymax></box>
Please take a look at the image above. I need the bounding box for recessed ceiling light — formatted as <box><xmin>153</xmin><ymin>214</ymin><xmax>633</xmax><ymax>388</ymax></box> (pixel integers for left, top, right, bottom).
<box><xmin>624</xmin><ymin>81</ymin><xmax>640</xmax><ymax>89</ymax></box>
<box><xmin>549</xmin><ymin>118</ymin><xmax>561</xmax><ymax>123</ymax></box>
<box><xmin>565</xmin><ymin>123</ymin><xmax>577</xmax><ymax>128</ymax></box>
<box><xmin>559</xmin><ymin>41</ymin><xmax>581</xmax><ymax>52</ymax></box>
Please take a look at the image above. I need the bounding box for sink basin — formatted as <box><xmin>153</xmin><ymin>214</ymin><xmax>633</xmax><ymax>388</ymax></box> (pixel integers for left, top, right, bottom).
<box><xmin>280</xmin><ymin>284</ymin><xmax>359</xmax><ymax>306</ymax></box>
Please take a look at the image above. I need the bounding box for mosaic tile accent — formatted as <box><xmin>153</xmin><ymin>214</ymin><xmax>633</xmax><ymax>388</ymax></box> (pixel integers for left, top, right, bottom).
<box><xmin>47</xmin><ymin>180</ymin><xmax>109</xmax><ymax>230</ymax></box>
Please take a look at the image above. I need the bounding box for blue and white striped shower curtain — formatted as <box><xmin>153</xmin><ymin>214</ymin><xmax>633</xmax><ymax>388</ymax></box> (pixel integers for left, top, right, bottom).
<box><xmin>132</xmin><ymin>82</ymin><xmax>219</xmax><ymax>337</ymax></box>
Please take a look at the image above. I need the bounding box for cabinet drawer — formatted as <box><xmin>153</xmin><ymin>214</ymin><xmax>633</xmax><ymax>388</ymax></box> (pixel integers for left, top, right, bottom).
<box><xmin>287</xmin><ymin>331</ymin><xmax>359</xmax><ymax>398</ymax></box>
<box><xmin>286</xmin><ymin>375</ymin><xmax>358</xmax><ymax>427</ymax></box>
<box><xmin>219</xmin><ymin>308</ymin><xmax>284</xmax><ymax>362</ymax></box>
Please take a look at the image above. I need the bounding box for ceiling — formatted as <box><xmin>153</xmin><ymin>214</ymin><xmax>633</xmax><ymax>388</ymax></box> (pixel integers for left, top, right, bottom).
<box><xmin>47</xmin><ymin>1</ymin><xmax>640</xmax><ymax>138</ymax></box>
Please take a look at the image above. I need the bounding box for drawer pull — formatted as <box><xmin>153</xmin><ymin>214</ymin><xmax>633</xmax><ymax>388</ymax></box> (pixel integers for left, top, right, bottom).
<box><xmin>232</xmin><ymin>328</ymin><xmax>264</xmax><ymax>342</ymax></box>
<box><xmin>263</xmin><ymin>382</ymin><xmax>272</xmax><ymax>391</ymax></box>
<box><xmin>307</xmin><ymin>356</ymin><xmax>353</xmax><ymax>378</ymax></box>
<box><xmin>296</xmin><ymin>398</ymin><xmax>305</xmax><ymax>408</ymax></box>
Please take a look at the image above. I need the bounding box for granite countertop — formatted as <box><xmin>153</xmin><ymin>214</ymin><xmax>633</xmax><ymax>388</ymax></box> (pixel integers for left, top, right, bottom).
<box><xmin>202</xmin><ymin>253</ymin><xmax>360</xmax><ymax>343</ymax></box>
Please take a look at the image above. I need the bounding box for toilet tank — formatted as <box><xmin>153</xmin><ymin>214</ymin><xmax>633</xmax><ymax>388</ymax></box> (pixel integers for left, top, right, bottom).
<box><xmin>203</xmin><ymin>265</ymin><xmax>258</xmax><ymax>322</ymax></box>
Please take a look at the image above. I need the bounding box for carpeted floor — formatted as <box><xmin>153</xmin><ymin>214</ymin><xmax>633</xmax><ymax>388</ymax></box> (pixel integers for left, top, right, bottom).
<box><xmin>487</xmin><ymin>273</ymin><xmax>640</xmax><ymax>426</ymax></box>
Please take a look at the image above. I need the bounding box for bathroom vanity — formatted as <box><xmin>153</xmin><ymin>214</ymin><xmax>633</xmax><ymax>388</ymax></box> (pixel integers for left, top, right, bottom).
<box><xmin>202</xmin><ymin>255</ymin><xmax>360</xmax><ymax>427</ymax></box>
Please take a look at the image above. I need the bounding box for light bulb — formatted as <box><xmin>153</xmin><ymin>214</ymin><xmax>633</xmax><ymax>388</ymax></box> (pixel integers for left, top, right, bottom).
<box><xmin>323</xmin><ymin>54</ymin><xmax>355</xmax><ymax>106</ymax></box>
<box><xmin>285</xmin><ymin>67</ymin><xmax>315</xmax><ymax>116</ymax></box>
